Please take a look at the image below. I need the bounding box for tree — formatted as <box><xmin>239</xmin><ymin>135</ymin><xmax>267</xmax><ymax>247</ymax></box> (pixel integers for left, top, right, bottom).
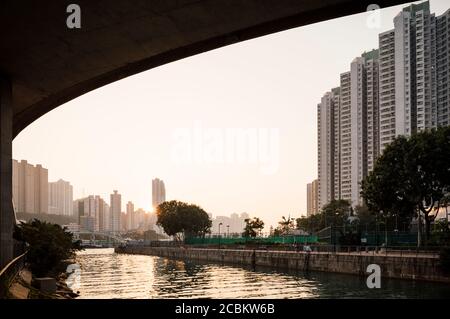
<box><xmin>354</xmin><ymin>204</ymin><xmax>376</xmax><ymax>231</ymax></box>
<box><xmin>242</xmin><ymin>217</ymin><xmax>264</xmax><ymax>238</ymax></box>
<box><xmin>296</xmin><ymin>216</ymin><xmax>309</xmax><ymax>232</ymax></box>
<box><xmin>296</xmin><ymin>213</ymin><xmax>323</xmax><ymax>233</ymax></box>
<box><xmin>13</xmin><ymin>219</ymin><xmax>82</xmax><ymax>277</ymax></box>
<box><xmin>361</xmin><ymin>127</ymin><xmax>450</xmax><ymax>245</ymax></box>
<box><xmin>156</xmin><ymin>200</ymin><xmax>212</xmax><ymax>241</ymax></box>
<box><xmin>275</xmin><ymin>216</ymin><xmax>295</xmax><ymax>236</ymax></box>
<box><xmin>321</xmin><ymin>199</ymin><xmax>351</xmax><ymax>228</ymax></box>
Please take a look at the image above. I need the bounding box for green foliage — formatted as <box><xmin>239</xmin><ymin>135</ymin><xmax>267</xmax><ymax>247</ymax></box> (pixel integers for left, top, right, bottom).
<box><xmin>430</xmin><ymin>220</ymin><xmax>450</xmax><ymax>246</ymax></box>
<box><xmin>243</xmin><ymin>217</ymin><xmax>264</xmax><ymax>238</ymax></box>
<box><xmin>273</xmin><ymin>216</ymin><xmax>295</xmax><ymax>236</ymax></box>
<box><xmin>156</xmin><ymin>200</ymin><xmax>212</xmax><ymax>241</ymax></box>
<box><xmin>321</xmin><ymin>200</ymin><xmax>351</xmax><ymax>227</ymax></box>
<box><xmin>361</xmin><ymin>127</ymin><xmax>450</xmax><ymax>243</ymax></box>
<box><xmin>354</xmin><ymin>205</ymin><xmax>375</xmax><ymax>228</ymax></box>
<box><xmin>296</xmin><ymin>214</ymin><xmax>322</xmax><ymax>233</ymax></box>
<box><xmin>295</xmin><ymin>200</ymin><xmax>352</xmax><ymax>234</ymax></box>
<box><xmin>122</xmin><ymin>230</ymin><xmax>168</xmax><ymax>241</ymax></box>
<box><xmin>16</xmin><ymin>212</ymin><xmax>77</xmax><ymax>226</ymax></box>
<box><xmin>13</xmin><ymin>219</ymin><xmax>82</xmax><ymax>277</ymax></box>
<box><xmin>338</xmin><ymin>230</ymin><xmax>361</xmax><ymax>246</ymax></box>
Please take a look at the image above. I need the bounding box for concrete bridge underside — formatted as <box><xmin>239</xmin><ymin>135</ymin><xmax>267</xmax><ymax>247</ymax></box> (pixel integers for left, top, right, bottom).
<box><xmin>0</xmin><ymin>0</ymin><xmax>409</xmax><ymax>267</ymax></box>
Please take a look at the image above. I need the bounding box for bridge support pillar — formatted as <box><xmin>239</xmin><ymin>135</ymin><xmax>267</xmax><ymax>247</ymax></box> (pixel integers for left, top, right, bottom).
<box><xmin>0</xmin><ymin>75</ymin><xmax>13</xmax><ymax>268</ymax></box>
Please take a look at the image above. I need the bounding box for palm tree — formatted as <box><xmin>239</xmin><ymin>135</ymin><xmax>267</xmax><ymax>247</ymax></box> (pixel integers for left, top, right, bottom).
<box><xmin>278</xmin><ymin>215</ymin><xmax>295</xmax><ymax>235</ymax></box>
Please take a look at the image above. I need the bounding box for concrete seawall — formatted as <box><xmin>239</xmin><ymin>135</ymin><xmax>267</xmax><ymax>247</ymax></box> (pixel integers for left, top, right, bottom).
<box><xmin>115</xmin><ymin>246</ymin><xmax>450</xmax><ymax>283</ymax></box>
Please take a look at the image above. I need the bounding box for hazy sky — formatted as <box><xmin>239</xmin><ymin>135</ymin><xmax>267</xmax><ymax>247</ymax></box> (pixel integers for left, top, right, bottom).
<box><xmin>13</xmin><ymin>1</ymin><xmax>449</xmax><ymax>228</ymax></box>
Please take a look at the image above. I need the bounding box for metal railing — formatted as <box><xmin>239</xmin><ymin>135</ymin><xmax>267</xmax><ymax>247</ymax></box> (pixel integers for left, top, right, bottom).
<box><xmin>125</xmin><ymin>241</ymin><xmax>443</xmax><ymax>258</ymax></box>
<box><xmin>283</xmin><ymin>244</ymin><xmax>441</xmax><ymax>258</ymax></box>
<box><xmin>0</xmin><ymin>251</ymin><xmax>27</xmax><ymax>298</ymax></box>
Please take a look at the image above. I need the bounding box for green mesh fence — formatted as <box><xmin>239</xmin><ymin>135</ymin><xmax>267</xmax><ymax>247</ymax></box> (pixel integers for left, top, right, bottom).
<box><xmin>185</xmin><ymin>235</ymin><xmax>318</xmax><ymax>245</ymax></box>
<box><xmin>360</xmin><ymin>231</ymin><xmax>418</xmax><ymax>245</ymax></box>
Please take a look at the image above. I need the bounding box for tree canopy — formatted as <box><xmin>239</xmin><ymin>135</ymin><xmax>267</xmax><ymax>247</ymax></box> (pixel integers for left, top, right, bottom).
<box><xmin>242</xmin><ymin>217</ymin><xmax>264</xmax><ymax>237</ymax></box>
<box><xmin>273</xmin><ymin>216</ymin><xmax>295</xmax><ymax>236</ymax></box>
<box><xmin>156</xmin><ymin>200</ymin><xmax>212</xmax><ymax>241</ymax></box>
<box><xmin>361</xmin><ymin>127</ymin><xmax>450</xmax><ymax>244</ymax></box>
<box><xmin>296</xmin><ymin>200</ymin><xmax>352</xmax><ymax>234</ymax></box>
<box><xmin>13</xmin><ymin>219</ymin><xmax>82</xmax><ymax>277</ymax></box>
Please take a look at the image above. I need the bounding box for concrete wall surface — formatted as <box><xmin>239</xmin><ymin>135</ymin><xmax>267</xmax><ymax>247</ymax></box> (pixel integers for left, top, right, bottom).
<box><xmin>116</xmin><ymin>246</ymin><xmax>450</xmax><ymax>283</ymax></box>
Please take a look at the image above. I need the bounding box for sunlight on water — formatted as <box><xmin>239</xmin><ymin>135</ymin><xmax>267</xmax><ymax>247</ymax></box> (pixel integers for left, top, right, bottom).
<box><xmin>73</xmin><ymin>248</ymin><xmax>450</xmax><ymax>299</ymax></box>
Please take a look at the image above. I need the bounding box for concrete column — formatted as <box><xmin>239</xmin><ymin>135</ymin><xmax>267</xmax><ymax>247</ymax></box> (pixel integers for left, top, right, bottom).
<box><xmin>0</xmin><ymin>75</ymin><xmax>13</xmax><ymax>268</ymax></box>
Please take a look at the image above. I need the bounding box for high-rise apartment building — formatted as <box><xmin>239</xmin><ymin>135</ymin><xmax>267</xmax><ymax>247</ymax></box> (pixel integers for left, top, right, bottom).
<box><xmin>126</xmin><ymin>201</ymin><xmax>134</xmax><ymax>231</ymax></box>
<box><xmin>152</xmin><ymin>178</ymin><xmax>166</xmax><ymax>209</ymax></box>
<box><xmin>349</xmin><ymin>50</ymin><xmax>380</xmax><ymax>206</ymax></box>
<box><xmin>364</xmin><ymin>50</ymin><xmax>380</xmax><ymax>173</ymax></box>
<box><xmin>211</xmin><ymin>212</ymin><xmax>249</xmax><ymax>234</ymax></box>
<box><xmin>379</xmin><ymin>29</ymin><xmax>396</xmax><ymax>152</ymax></box>
<box><xmin>339</xmin><ymin>72</ymin><xmax>352</xmax><ymax>204</ymax></box>
<box><xmin>12</xmin><ymin>159</ymin><xmax>48</xmax><ymax>214</ymax></box>
<box><xmin>102</xmin><ymin>202</ymin><xmax>110</xmax><ymax>232</ymax></box>
<box><xmin>435</xmin><ymin>9</ymin><xmax>450</xmax><ymax>127</ymax></box>
<box><xmin>350</xmin><ymin>56</ymin><xmax>367</xmax><ymax>206</ymax></box>
<box><xmin>48</xmin><ymin>179</ymin><xmax>73</xmax><ymax>216</ymax></box>
<box><xmin>306</xmin><ymin>179</ymin><xmax>319</xmax><ymax>217</ymax></box>
<box><xmin>110</xmin><ymin>190</ymin><xmax>121</xmax><ymax>233</ymax></box>
<box><xmin>95</xmin><ymin>195</ymin><xmax>109</xmax><ymax>232</ymax></box>
<box><xmin>75</xmin><ymin>195</ymin><xmax>96</xmax><ymax>232</ymax></box>
<box><xmin>379</xmin><ymin>2</ymin><xmax>449</xmax><ymax>151</ymax></box>
<box><xmin>317</xmin><ymin>88</ymin><xmax>340</xmax><ymax>209</ymax></box>
<box><xmin>316</xmin><ymin>1</ymin><xmax>450</xmax><ymax>209</ymax></box>
<box><xmin>74</xmin><ymin>195</ymin><xmax>109</xmax><ymax>232</ymax></box>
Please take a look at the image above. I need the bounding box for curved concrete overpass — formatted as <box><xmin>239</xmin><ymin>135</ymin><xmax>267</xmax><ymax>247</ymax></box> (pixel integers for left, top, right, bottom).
<box><xmin>0</xmin><ymin>0</ymin><xmax>409</xmax><ymax>266</ymax></box>
<box><xmin>1</xmin><ymin>0</ymin><xmax>408</xmax><ymax>137</ymax></box>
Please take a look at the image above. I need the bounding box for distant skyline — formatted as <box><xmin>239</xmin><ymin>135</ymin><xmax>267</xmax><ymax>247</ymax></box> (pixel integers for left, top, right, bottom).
<box><xmin>13</xmin><ymin>1</ymin><xmax>449</xmax><ymax>228</ymax></box>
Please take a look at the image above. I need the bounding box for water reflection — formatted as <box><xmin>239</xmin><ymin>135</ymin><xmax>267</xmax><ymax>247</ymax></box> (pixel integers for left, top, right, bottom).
<box><xmin>74</xmin><ymin>248</ymin><xmax>450</xmax><ymax>299</ymax></box>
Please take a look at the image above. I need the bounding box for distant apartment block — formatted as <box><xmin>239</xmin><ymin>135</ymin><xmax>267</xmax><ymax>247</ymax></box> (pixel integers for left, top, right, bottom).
<box><xmin>379</xmin><ymin>1</ymin><xmax>450</xmax><ymax>150</ymax></box>
<box><xmin>316</xmin><ymin>1</ymin><xmax>450</xmax><ymax>209</ymax></box>
<box><xmin>317</xmin><ymin>88</ymin><xmax>340</xmax><ymax>209</ymax></box>
<box><xmin>74</xmin><ymin>195</ymin><xmax>109</xmax><ymax>232</ymax></box>
<box><xmin>110</xmin><ymin>190</ymin><xmax>122</xmax><ymax>233</ymax></box>
<box><xmin>126</xmin><ymin>201</ymin><xmax>135</xmax><ymax>231</ymax></box>
<box><xmin>211</xmin><ymin>212</ymin><xmax>250</xmax><ymax>234</ymax></box>
<box><xmin>306</xmin><ymin>179</ymin><xmax>319</xmax><ymax>217</ymax></box>
<box><xmin>48</xmin><ymin>179</ymin><xmax>73</xmax><ymax>216</ymax></box>
<box><xmin>134</xmin><ymin>208</ymin><xmax>157</xmax><ymax>231</ymax></box>
<box><xmin>12</xmin><ymin>159</ymin><xmax>48</xmax><ymax>214</ymax></box>
<box><xmin>152</xmin><ymin>178</ymin><xmax>166</xmax><ymax>208</ymax></box>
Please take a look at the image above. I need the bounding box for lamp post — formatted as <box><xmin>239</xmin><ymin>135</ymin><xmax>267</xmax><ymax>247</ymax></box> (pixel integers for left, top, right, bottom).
<box><xmin>375</xmin><ymin>213</ymin><xmax>379</xmax><ymax>248</ymax></box>
<box><xmin>227</xmin><ymin>225</ymin><xmax>230</xmax><ymax>238</ymax></box>
<box><xmin>384</xmin><ymin>215</ymin><xmax>388</xmax><ymax>247</ymax></box>
<box><xmin>333</xmin><ymin>212</ymin><xmax>339</xmax><ymax>252</ymax></box>
<box><xmin>218</xmin><ymin>222</ymin><xmax>223</xmax><ymax>249</ymax></box>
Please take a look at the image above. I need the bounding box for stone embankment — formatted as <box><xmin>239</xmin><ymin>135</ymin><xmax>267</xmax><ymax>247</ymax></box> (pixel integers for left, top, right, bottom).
<box><xmin>116</xmin><ymin>246</ymin><xmax>450</xmax><ymax>283</ymax></box>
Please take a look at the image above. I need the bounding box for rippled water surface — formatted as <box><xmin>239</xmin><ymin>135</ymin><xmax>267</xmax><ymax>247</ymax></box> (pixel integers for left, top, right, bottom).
<box><xmin>73</xmin><ymin>248</ymin><xmax>450</xmax><ymax>299</ymax></box>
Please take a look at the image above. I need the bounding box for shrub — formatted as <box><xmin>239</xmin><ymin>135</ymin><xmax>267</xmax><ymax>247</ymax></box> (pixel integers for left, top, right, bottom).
<box><xmin>13</xmin><ymin>219</ymin><xmax>82</xmax><ymax>277</ymax></box>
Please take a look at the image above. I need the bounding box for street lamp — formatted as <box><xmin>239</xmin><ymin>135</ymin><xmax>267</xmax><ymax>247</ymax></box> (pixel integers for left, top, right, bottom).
<box><xmin>227</xmin><ymin>225</ymin><xmax>230</xmax><ymax>238</ymax></box>
<box><xmin>384</xmin><ymin>215</ymin><xmax>388</xmax><ymax>247</ymax></box>
<box><xmin>332</xmin><ymin>212</ymin><xmax>339</xmax><ymax>252</ymax></box>
<box><xmin>218</xmin><ymin>222</ymin><xmax>223</xmax><ymax>249</ymax></box>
